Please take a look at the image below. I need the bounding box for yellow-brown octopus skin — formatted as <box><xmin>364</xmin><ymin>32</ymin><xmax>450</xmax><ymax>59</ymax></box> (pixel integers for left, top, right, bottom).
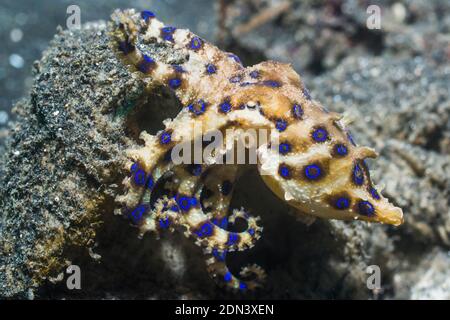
<box><xmin>110</xmin><ymin>8</ymin><xmax>404</xmax><ymax>291</ymax></box>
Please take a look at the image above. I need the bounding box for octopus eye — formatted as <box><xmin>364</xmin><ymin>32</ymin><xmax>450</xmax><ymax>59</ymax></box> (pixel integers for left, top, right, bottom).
<box><xmin>358</xmin><ymin>200</ymin><xmax>375</xmax><ymax>216</ymax></box>
<box><xmin>304</xmin><ymin>164</ymin><xmax>323</xmax><ymax>180</ymax></box>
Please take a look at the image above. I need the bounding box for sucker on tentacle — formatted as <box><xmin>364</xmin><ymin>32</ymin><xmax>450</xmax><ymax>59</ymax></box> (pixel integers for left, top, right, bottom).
<box><xmin>110</xmin><ymin>8</ymin><xmax>404</xmax><ymax>291</ymax></box>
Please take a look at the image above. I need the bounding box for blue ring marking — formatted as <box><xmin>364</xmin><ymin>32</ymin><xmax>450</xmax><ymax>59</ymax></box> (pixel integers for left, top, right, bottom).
<box><xmin>177</xmin><ymin>196</ymin><xmax>191</xmax><ymax>211</ymax></box>
<box><xmin>196</xmin><ymin>222</ymin><xmax>214</xmax><ymax>238</ymax></box>
<box><xmin>228</xmin><ymin>54</ymin><xmax>242</xmax><ymax>65</ymax></box>
<box><xmin>304</xmin><ymin>164</ymin><xmax>322</xmax><ymax>180</ymax></box>
<box><xmin>212</xmin><ymin>217</ymin><xmax>228</xmax><ymax>229</ymax></box>
<box><xmin>206</xmin><ymin>63</ymin><xmax>216</xmax><ymax>74</ymax></box>
<box><xmin>134</xmin><ymin>169</ymin><xmax>147</xmax><ymax>186</ymax></box>
<box><xmin>161</xmin><ymin>27</ymin><xmax>176</xmax><ymax>33</ymax></box>
<box><xmin>159</xmin><ymin>217</ymin><xmax>170</xmax><ymax>229</ymax></box>
<box><xmin>335</xmin><ymin>144</ymin><xmax>348</xmax><ymax>156</ymax></box>
<box><xmin>224</xmin><ymin>272</ymin><xmax>232</xmax><ymax>282</ymax></box>
<box><xmin>147</xmin><ymin>175</ymin><xmax>154</xmax><ymax>189</ymax></box>
<box><xmin>141</xmin><ymin>10</ymin><xmax>155</xmax><ymax>21</ymax></box>
<box><xmin>189</xmin><ymin>36</ymin><xmax>203</xmax><ymax>50</ymax></box>
<box><xmin>249</xmin><ymin>70</ymin><xmax>260</xmax><ymax>79</ymax></box>
<box><xmin>262</xmin><ymin>80</ymin><xmax>281</xmax><ymax>88</ymax></box>
<box><xmin>312</xmin><ymin>127</ymin><xmax>328</xmax><ymax>142</ymax></box>
<box><xmin>292</xmin><ymin>104</ymin><xmax>304</xmax><ymax>119</ymax></box>
<box><xmin>358</xmin><ymin>200</ymin><xmax>375</xmax><ymax>216</ymax></box>
<box><xmin>370</xmin><ymin>187</ymin><xmax>381</xmax><ymax>200</ymax></box>
<box><xmin>130</xmin><ymin>205</ymin><xmax>147</xmax><ymax>224</ymax></box>
<box><xmin>118</xmin><ymin>41</ymin><xmax>134</xmax><ymax>54</ymax></box>
<box><xmin>168</xmin><ymin>78</ymin><xmax>182</xmax><ymax>89</ymax></box>
<box><xmin>172</xmin><ymin>65</ymin><xmax>185</xmax><ymax>73</ymax></box>
<box><xmin>170</xmin><ymin>205</ymin><xmax>179</xmax><ymax>212</ymax></box>
<box><xmin>335</xmin><ymin>197</ymin><xmax>350</xmax><ymax>210</ymax></box>
<box><xmin>229</xmin><ymin>75</ymin><xmax>242</xmax><ymax>83</ymax></box>
<box><xmin>221</xmin><ymin>180</ymin><xmax>233</xmax><ymax>196</ymax></box>
<box><xmin>219</xmin><ymin>100</ymin><xmax>232</xmax><ymax>113</ymax></box>
<box><xmin>163</xmin><ymin>34</ymin><xmax>174</xmax><ymax>42</ymax></box>
<box><xmin>352</xmin><ymin>164</ymin><xmax>364</xmax><ymax>185</ymax></box>
<box><xmin>161</xmin><ymin>26</ymin><xmax>176</xmax><ymax>42</ymax></box>
<box><xmin>248</xmin><ymin>228</ymin><xmax>255</xmax><ymax>236</ymax></box>
<box><xmin>220</xmin><ymin>217</ymin><xmax>228</xmax><ymax>229</ymax></box>
<box><xmin>279</xmin><ymin>143</ymin><xmax>291</xmax><ymax>155</ymax></box>
<box><xmin>212</xmin><ymin>248</ymin><xmax>227</xmax><ymax>261</ymax></box>
<box><xmin>190</xmin><ymin>197</ymin><xmax>198</xmax><ymax>207</ymax></box>
<box><xmin>303</xmin><ymin>87</ymin><xmax>312</xmax><ymax>100</ymax></box>
<box><xmin>130</xmin><ymin>163</ymin><xmax>138</xmax><ymax>173</ymax></box>
<box><xmin>138</xmin><ymin>54</ymin><xmax>156</xmax><ymax>73</ymax></box>
<box><xmin>160</xmin><ymin>131</ymin><xmax>172</xmax><ymax>144</ymax></box>
<box><xmin>275</xmin><ymin>119</ymin><xmax>287</xmax><ymax>132</ymax></box>
<box><xmin>239</xmin><ymin>282</ymin><xmax>247</xmax><ymax>290</ymax></box>
<box><xmin>188</xmin><ymin>99</ymin><xmax>207</xmax><ymax>116</ymax></box>
<box><xmin>278</xmin><ymin>165</ymin><xmax>290</xmax><ymax>179</ymax></box>
<box><xmin>227</xmin><ymin>233</ymin><xmax>239</xmax><ymax>246</ymax></box>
